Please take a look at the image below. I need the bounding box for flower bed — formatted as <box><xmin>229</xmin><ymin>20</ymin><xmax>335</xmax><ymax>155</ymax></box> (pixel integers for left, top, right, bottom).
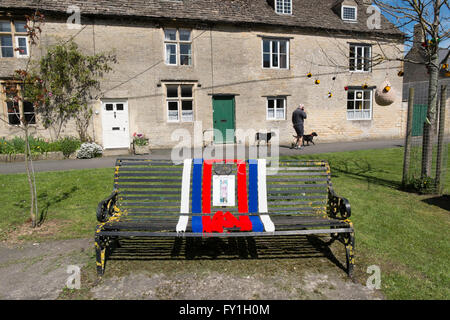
<box><xmin>0</xmin><ymin>136</ymin><xmax>82</xmax><ymax>161</ymax></box>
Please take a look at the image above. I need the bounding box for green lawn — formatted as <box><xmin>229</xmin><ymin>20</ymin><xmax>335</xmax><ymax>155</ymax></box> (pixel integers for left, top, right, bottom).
<box><xmin>1</xmin><ymin>146</ymin><xmax>449</xmax><ymax>299</ymax></box>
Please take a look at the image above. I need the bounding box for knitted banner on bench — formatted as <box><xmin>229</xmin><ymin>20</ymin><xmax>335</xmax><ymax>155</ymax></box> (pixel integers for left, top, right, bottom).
<box><xmin>175</xmin><ymin>159</ymin><xmax>275</xmax><ymax>233</ymax></box>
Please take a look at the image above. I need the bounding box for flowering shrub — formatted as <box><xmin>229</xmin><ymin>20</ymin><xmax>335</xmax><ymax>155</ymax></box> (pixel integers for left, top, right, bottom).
<box><xmin>406</xmin><ymin>177</ymin><xmax>436</xmax><ymax>194</ymax></box>
<box><xmin>76</xmin><ymin>142</ymin><xmax>103</xmax><ymax>159</ymax></box>
<box><xmin>133</xmin><ymin>132</ymin><xmax>148</xmax><ymax>146</ymax></box>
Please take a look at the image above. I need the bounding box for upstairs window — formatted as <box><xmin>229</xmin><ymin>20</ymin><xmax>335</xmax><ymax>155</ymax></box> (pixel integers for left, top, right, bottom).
<box><xmin>275</xmin><ymin>0</ymin><xmax>292</xmax><ymax>14</ymax></box>
<box><xmin>342</xmin><ymin>5</ymin><xmax>357</xmax><ymax>21</ymax></box>
<box><xmin>349</xmin><ymin>44</ymin><xmax>371</xmax><ymax>72</ymax></box>
<box><xmin>164</xmin><ymin>29</ymin><xmax>192</xmax><ymax>66</ymax></box>
<box><xmin>166</xmin><ymin>84</ymin><xmax>194</xmax><ymax>122</ymax></box>
<box><xmin>262</xmin><ymin>39</ymin><xmax>289</xmax><ymax>69</ymax></box>
<box><xmin>0</xmin><ymin>20</ymin><xmax>29</xmax><ymax>58</ymax></box>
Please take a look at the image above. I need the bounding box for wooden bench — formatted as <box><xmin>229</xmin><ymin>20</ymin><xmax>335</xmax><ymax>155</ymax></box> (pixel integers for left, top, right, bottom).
<box><xmin>95</xmin><ymin>158</ymin><xmax>354</xmax><ymax>276</ymax></box>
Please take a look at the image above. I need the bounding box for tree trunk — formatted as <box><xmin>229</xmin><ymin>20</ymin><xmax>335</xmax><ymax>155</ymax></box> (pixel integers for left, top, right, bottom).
<box><xmin>421</xmin><ymin>53</ymin><xmax>440</xmax><ymax>178</ymax></box>
<box><xmin>24</xmin><ymin>130</ymin><xmax>36</xmax><ymax>227</ymax></box>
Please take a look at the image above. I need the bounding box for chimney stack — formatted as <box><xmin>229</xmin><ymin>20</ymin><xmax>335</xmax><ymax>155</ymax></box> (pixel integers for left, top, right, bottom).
<box><xmin>413</xmin><ymin>24</ymin><xmax>425</xmax><ymax>47</ymax></box>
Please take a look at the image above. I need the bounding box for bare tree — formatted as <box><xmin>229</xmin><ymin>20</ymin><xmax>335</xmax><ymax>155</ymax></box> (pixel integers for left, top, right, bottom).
<box><xmin>1</xmin><ymin>12</ymin><xmax>46</xmax><ymax>227</ymax></box>
<box><xmin>373</xmin><ymin>0</ymin><xmax>450</xmax><ymax>178</ymax></box>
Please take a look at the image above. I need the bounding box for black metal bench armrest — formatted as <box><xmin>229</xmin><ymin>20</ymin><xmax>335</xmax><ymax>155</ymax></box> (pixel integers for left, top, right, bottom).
<box><xmin>328</xmin><ymin>186</ymin><xmax>351</xmax><ymax>219</ymax></box>
<box><xmin>97</xmin><ymin>191</ymin><xmax>118</xmax><ymax>222</ymax></box>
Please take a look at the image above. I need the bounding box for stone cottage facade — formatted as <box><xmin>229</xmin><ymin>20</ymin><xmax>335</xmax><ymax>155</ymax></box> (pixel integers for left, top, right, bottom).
<box><xmin>0</xmin><ymin>0</ymin><xmax>405</xmax><ymax>149</ymax></box>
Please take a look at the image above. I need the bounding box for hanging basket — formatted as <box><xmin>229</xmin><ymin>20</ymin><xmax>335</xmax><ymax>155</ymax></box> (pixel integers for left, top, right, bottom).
<box><xmin>375</xmin><ymin>80</ymin><xmax>396</xmax><ymax>106</ymax></box>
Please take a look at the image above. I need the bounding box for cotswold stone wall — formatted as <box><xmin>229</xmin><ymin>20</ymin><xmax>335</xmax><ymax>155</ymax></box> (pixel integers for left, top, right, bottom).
<box><xmin>0</xmin><ymin>15</ymin><xmax>406</xmax><ymax>148</ymax></box>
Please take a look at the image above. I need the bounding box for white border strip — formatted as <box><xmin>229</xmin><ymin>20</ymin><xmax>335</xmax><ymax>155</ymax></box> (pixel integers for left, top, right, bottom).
<box><xmin>176</xmin><ymin>158</ymin><xmax>192</xmax><ymax>232</ymax></box>
<box><xmin>258</xmin><ymin>159</ymin><xmax>275</xmax><ymax>232</ymax></box>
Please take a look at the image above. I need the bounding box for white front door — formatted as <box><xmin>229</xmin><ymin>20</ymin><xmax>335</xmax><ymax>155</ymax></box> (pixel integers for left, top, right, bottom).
<box><xmin>101</xmin><ymin>100</ymin><xmax>130</xmax><ymax>149</ymax></box>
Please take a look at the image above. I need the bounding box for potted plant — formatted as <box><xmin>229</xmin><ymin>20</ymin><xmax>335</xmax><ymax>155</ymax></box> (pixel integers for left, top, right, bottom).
<box><xmin>132</xmin><ymin>132</ymin><xmax>150</xmax><ymax>155</ymax></box>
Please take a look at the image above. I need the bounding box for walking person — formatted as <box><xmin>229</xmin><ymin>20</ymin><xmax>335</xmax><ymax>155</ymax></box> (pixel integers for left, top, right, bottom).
<box><xmin>291</xmin><ymin>104</ymin><xmax>307</xmax><ymax>149</ymax></box>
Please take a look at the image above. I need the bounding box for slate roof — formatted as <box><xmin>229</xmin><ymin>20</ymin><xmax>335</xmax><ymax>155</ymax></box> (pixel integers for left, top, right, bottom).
<box><xmin>0</xmin><ymin>0</ymin><xmax>403</xmax><ymax>38</ymax></box>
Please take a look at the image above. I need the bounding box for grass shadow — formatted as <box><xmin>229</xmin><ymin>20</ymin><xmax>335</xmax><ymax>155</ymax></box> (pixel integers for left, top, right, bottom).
<box><xmin>37</xmin><ymin>186</ymin><xmax>79</xmax><ymax>225</ymax></box>
<box><xmin>421</xmin><ymin>194</ymin><xmax>450</xmax><ymax>211</ymax></box>
<box><xmin>329</xmin><ymin>158</ymin><xmax>402</xmax><ymax>190</ymax></box>
<box><xmin>107</xmin><ymin>235</ymin><xmax>347</xmax><ymax>273</ymax></box>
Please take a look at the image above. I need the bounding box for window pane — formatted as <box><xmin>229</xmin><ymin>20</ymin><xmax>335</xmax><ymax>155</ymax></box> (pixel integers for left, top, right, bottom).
<box><xmin>7</xmin><ymin>101</ymin><xmax>20</xmax><ymax>125</ymax></box>
<box><xmin>168</xmin><ymin>101</ymin><xmax>179</xmax><ymax>121</ymax></box>
<box><xmin>276</xmin><ymin>98</ymin><xmax>284</xmax><ymax>109</ymax></box>
<box><xmin>355</xmin><ymin>101</ymin><xmax>362</xmax><ymax>110</ymax></box>
<box><xmin>181</xmin><ymin>85</ymin><xmax>193</xmax><ymax>97</ymax></box>
<box><xmin>263</xmin><ymin>53</ymin><xmax>270</xmax><ymax>68</ymax></box>
<box><xmin>356</xmin><ymin>91</ymin><xmax>363</xmax><ymax>100</ymax></box>
<box><xmin>24</xmin><ymin>101</ymin><xmax>36</xmax><ymax>124</ymax></box>
<box><xmin>14</xmin><ymin>21</ymin><xmax>27</xmax><ymax>33</ymax></box>
<box><xmin>364</xmin><ymin>91</ymin><xmax>371</xmax><ymax>100</ymax></box>
<box><xmin>349</xmin><ymin>58</ymin><xmax>355</xmax><ymax>71</ymax></box>
<box><xmin>17</xmin><ymin>37</ymin><xmax>28</xmax><ymax>55</ymax></box>
<box><xmin>165</xmin><ymin>44</ymin><xmax>177</xmax><ymax>64</ymax></box>
<box><xmin>348</xmin><ymin>91</ymin><xmax>355</xmax><ymax>100</ymax></box>
<box><xmin>24</xmin><ymin>113</ymin><xmax>35</xmax><ymax>124</ymax></box>
<box><xmin>347</xmin><ymin>111</ymin><xmax>354</xmax><ymax>120</ymax></box>
<box><xmin>105</xmin><ymin>104</ymin><xmax>113</xmax><ymax>111</ymax></box>
<box><xmin>343</xmin><ymin>7</ymin><xmax>356</xmax><ymax>20</ymax></box>
<box><xmin>23</xmin><ymin>101</ymin><xmax>34</xmax><ymax>113</ymax></box>
<box><xmin>272</xmin><ymin>54</ymin><xmax>278</xmax><ymax>67</ymax></box>
<box><xmin>276</xmin><ymin>99</ymin><xmax>285</xmax><ymax>119</ymax></box>
<box><xmin>284</xmin><ymin>0</ymin><xmax>292</xmax><ymax>14</ymax></box>
<box><xmin>280</xmin><ymin>41</ymin><xmax>287</xmax><ymax>54</ymax></box>
<box><xmin>180</xmin><ymin>44</ymin><xmax>192</xmax><ymax>65</ymax></box>
<box><xmin>347</xmin><ymin>101</ymin><xmax>354</xmax><ymax>110</ymax></box>
<box><xmin>116</xmin><ymin>104</ymin><xmax>124</xmax><ymax>111</ymax></box>
<box><xmin>363</xmin><ymin>100</ymin><xmax>371</xmax><ymax>110</ymax></box>
<box><xmin>280</xmin><ymin>54</ymin><xmax>287</xmax><ymax>69</ymax></box>
<box><xmin>164</xmin><ymin>29</ymin><xmax>176</xmax><ymax>41</ymax></box>
<box><xmin>267</xmin><ymin>99</ymin><xmax>275</xmax><ymax>119</ymax></box>
<box><xmin>179</xmin><ymin>30</ymin><xmax>191</xmax><ymax>41</ymax></box>
<box><xmin>1</xmin><ymin>35</ymin><xmax>13</xmax><ymax>57</ymax></box>
<box><xmin>181</xmin><ymin>100</ymin><xmax>193</xmax><ymax>121</ymax></box>
<box><xmin>263</xmin><ymin>40</ymin><xmax>270</xmax><ymax>53</ymax></box>
<box><xmin>349</xmin><ymin>46</ymin><xmax>355</xmax><ymax>58</ymax></box>
<box><xmin>166</xmin><ymin>85</ymin><xmax>178</xmax><ymax>98</ymax></box>
<box><xmin>0</xmin><ymin>21</ymin><xmax>11</xmax><ymax>32</ymax></box>
<box><xmin>272</xmin><ymin>41</ymin><xmax>278</xmax><ymax>54</ymax></box>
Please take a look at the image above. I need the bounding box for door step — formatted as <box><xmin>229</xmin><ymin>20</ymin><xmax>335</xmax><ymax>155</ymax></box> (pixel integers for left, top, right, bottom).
<box><xmin>102</xmin><ymin>148</ymin><xmax>131</xmax><ymax>157</ymax></box>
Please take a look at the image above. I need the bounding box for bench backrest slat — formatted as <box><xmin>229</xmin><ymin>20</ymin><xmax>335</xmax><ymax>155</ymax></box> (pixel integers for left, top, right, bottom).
<box><xmin>113</xmin><ymin>159</ymin><xmax>331</xmax><ymax>220</ymax></box>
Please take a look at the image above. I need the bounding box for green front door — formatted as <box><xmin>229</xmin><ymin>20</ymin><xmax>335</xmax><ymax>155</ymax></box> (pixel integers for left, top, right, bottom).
<box><xmin>412</xmin><ymin>104</ymin><xmax>428</xmax><ymax>136</ymax></box>
<box><xmin>212</xmin><ymin>96</ymin><xmax>235</xmax><ymax>144</ymax></box>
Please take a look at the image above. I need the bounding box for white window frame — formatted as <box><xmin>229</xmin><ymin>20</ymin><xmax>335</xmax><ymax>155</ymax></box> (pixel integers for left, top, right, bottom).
<box><xmin>165</xmin><ymin>83</ymin><xmax>195</xmax><ymax>123</ymax></box>
<box><xmin>164</xmin><ymin>29</ymin><xmax>192</xmax><ymax>66</ymax></box>
<box><xmin>0</xmin><ymin>20</ymin><xmax>28</xmax><ymax>59</ymax></box>
<box><xmin>266</xmin><ymin>96</ymin><xmax>286</xmax><ymax>120</ymax></box>
<box><xmin>347</xmin><ymin>89</ymin><xmax>372</xmax><ymax>121</ymax></box>
<box><xmin>342</xmin><ymin>5</ymin><xmax>357</xmax><ymax>21</ymax></box>
<box><xmin>349</xmin><ymin>44</ymin><xmax>372</xmax><ymax>72</ymax></box>
<box><xmin>15</xmin><ymin>36</ymin><xmax>29</xmax><ymax>58</ymax></box>
<box><xmin>262</xmin><ymin>39</ymin><xmax>289</xmax><ymax>69</ymax></box>
<box><xmin>275</xmin><ymin>0</ymin><xmax>292</xmax><ymax>15</ymax></box>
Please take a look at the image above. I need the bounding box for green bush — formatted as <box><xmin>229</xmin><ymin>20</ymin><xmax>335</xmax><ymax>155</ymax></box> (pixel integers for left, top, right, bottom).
<box><xmin>59</xmin><ymin>137</ymin><xmax>82</xmax><ymax>158</ymax></box>
<box><xmin>0</xmin><ymin>136</ymin><xmax>81</xmax><ymax>157</ymax></box>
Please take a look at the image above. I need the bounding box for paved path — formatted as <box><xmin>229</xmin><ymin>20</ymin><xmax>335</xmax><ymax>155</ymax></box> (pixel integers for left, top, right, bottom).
<box><xmin>0</xmin><ymin>137</ymin><xmax>438</xmax><ymax>174</ymax></box>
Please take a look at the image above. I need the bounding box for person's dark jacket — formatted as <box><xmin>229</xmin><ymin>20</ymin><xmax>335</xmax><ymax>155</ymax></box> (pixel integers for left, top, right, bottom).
<box><xmin>292</xmin><ymin>108</ymin><xmax>307</xmax><ymax>127</ymax></box>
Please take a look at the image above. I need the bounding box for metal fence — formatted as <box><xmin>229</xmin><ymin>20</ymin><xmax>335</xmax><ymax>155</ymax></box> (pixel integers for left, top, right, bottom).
<box><xmin>402</xmin><ymin>79</ymin><xmax>449</xmax><ymax>193</ymax></box>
